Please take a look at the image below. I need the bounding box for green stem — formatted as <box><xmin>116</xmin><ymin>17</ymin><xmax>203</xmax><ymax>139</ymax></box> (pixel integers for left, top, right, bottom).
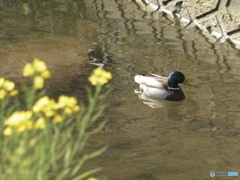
<box><xmin>26</xmin><ymin>88</ymin><xmax>36</xmax><ymax>109</ymax></box>
<box><xmin>80</xmin><ymin>85</ymin><xmax>102</xmax><ymax>139</ymax></box>
<box><xmin>88</xmin><ymin>85</ymin><xmax>101</xmax><ymax>119</ymax></box>
<box><xmin>0</xmin><ymin>97</ymin><xmax>9</xmax><ymax>134</ymax></box>
<box><xmin>0</xmin><ymin>100</ymin><xmax>5</xmax><ymax>126</ymax></box>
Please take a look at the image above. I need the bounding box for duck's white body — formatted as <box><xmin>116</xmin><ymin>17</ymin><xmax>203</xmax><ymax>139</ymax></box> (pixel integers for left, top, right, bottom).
<box><xmin>134</xmin><ymin>73</ymin><xmax>170</xmax><ymax>99</ymax></box>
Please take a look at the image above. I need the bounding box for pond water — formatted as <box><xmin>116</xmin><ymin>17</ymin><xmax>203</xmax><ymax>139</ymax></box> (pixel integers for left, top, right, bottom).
<box><xmin>1</xmin><ymin>1</ymin><xmax>240</xmax><ymax>180</ymax></box>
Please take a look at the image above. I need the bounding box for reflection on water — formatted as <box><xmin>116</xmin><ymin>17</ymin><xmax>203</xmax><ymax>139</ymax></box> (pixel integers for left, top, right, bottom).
<box><xmin>134</xmin><ymin>88</ymin><xmax>185</xmax><ymax>109</ymax></box>
<box><xmin>1</xmin><ymin>0</ymin><xmax>240</xmax><ymax>179</ymax></box>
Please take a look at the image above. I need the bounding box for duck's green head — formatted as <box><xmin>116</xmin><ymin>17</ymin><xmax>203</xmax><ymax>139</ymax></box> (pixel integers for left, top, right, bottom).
<box><xmin>168</xmin><ymin>71</ymin><xmax>192</xmax><ymax>89</ymax></box>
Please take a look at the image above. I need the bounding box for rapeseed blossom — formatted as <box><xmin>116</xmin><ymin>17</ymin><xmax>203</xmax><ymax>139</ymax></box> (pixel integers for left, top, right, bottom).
<box><xmin>33</xmin><ymin>95</ymin><xmax>80</xmax><ymax>124</ymax></box>
<box><xmin>3</xmin><ymin>127</ymin><xmax>13</xmax><ymax>136</ymax></box>
<box><xmin>33</xmin><ymin>96</ymin><xmax>56</xmax><ymax>117</ymax></box>
<box><xmin>34</xmin><ymin>76</ymin><xmax>44</xmax><ymax>89</ymax></box>
<box><xmin>23</xmin><ymin>63</ymin><xmax>34</xmax><ymax>77</ymax></box>
<box><xmin>0</xmin><ymin>78</ymin><xmax>18</xmax><ymax>99</ymax></box>
<box><xmin>41</xmin><ymin>70</ymin><xmax>51</xmax><ymax>79</ymax></box>
<box><xmin>33</xmin><ymin>59</ymin><xmax>47</xmax><ymax>72</ymax></box>
<box><xmin>88</xmin><ymin>68</ymin><xmax>112</xmax><ymax>86</ymax></box>
<box><xmin>23</xmin><ymin>58</ymin><xmax>50</xmax><ymax>89</ymax></box>
<box><xmin>3</xmin><ymin>94</ymin><xmax>81</xmax><ymax>135</ymax></box>
<box><xmin>3</xmin><ymin>96</ymin><xmax>81</xmax><ymax>136</ymax></box>
<box><xmin>0</xmin><ymin>90</ymin><xmax>6</xmax><ymax>99</ymax></box>
<box><xmin>2</xmin><ymin>80</ymin><xmax>15</xmax><ymax>91</ymax></box>
<box><xmin>56</xmin><ymin>95</ymin><xmax>80</xmax><ymax>114</ymax></box>
<box><xmin>4</xmin><ymin>111</ymin><xmax>33</xmax><ymax>136</ymax></box>
<box><xmin>53</xmin><ymin>115</ymin><xmax>63</xmax><ymax>123</ymax></box>
<box><xmin>34</xmin><ymin>117</ymin><xmax>46</xmax><ymax>129</ymax></box>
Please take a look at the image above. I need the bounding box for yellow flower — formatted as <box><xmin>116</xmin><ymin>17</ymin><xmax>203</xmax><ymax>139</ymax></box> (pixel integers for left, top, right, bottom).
<box><xmin>3</xmin><ymin>127</ymin><xmax>13</xmax><ymax>136</ymax></box>
<box><xmin>56</xmin><ymin>95</ymin><xmax>80</xmax><ymax>115</ymax></box>
<box><xmin>23</xmin><ymin>63</ymin><xmax>35</xmax><ymax>77</ymax></box>
<box><xmin>33</xmin><ymin>96</ymin><xmax>49</xmax><ymax>112</ymax></box>
<box><xmin>10</xmin><ymin>89</ymin><xmax>18</xmax><ymax>96</ymax></box>
<box><xmin>64</xmin><ymin>107</ymin><xmax>73</xmax><ymax>115</ymax></box>
<box><xmin>98</xmin><ymin>77</ymin><xmax>108</xmax><ymax>85</ymax></box>
<box><xmin>33</xmin><ymin>58</ymin><xmax>47</xmax><ymax>72</ymax></box>
<box><xmin>57</xmin><ymin>95</ymin><xmax>68</xmax><ymax>108</ymax></box>
<box><xmin>93</xmin><ymin>68</ymin><xmax>104</xmax><ymax>76</ymax></box>
<box><xmin>87</xmin><ymin>178</ymin><xmax>98</xmax><ymax>180</ymax></box>
<box><xmin>93</xmin><ymin>68</ymin><xmax>112</xmax><ymax>80</ymax></box>
<box><xmin>0</xmin><ymin>89</ymin><xmax>6</xmax><ymax>99</ymax></box>
<box><xmin>102</xmin><ymin>71</ymin><xmax>112</xmax><ymax>79</ymax></box>
<box><xmin>88</xmin><ymin>68</ymin><xmax>112</xmax><ymax>86</ymax></box>
<box><xmin>0</xmin><ymin>78</ymin><xmax>18</xmax><ymax>98</ymax></box>
<box><xmin>15</xmin><ymin>147</ymin><xmax>25</xmax><ymax>156</ymax></box>
<box><xmin>88</xmin><ymin>75</ymin><xmax>98</xmax><ymax>86</ymax></box>
<box><xmin>23</xmin><ymin>59</ymin><xmax>50</xmax><ymax>81</ymax></box>
<box><xmin>53</xmin><ymin>115</ymin><xmax>63</xmax><ymax>123</ymax></box>
<box><xmin>33</xmin><ymin>96</ymin><xmax>56</xmax><ymax>117</ymax></box>
<box><xmin>67</xmin><ymin>97</ymin><xmax>78</xmax><ymax>108</ymax></box>
<box><xmin>34</xmin><ymin>117</ymin><xmax>46</xmax><ymax>129</ymax></box>
<box><xmin>17</xmin><ymin>120</ymin><xmax>33</xmax><ymax>133</ymax></box>
<box><xmin>5</xmin><ymin>111</ymin><xmax>33</xmax><ymax>127</ymax></box>
<box><xmin>3</xmin><ymin>80</ymin><xmax>15</xmax><ymax>91</ymax></box>
<box><xmin>73</xmin><ymin>105</ymin><xmax>80</xmax><ymax>112</ymax></box>
<box><xmin>45</xmin><ymin>110</ymin><xmax>55</xmax><ymax>117</ymax></box>
<box><xmin>29</xmin><ymin>138</ymin><xmax>37</xmax><ymax>146</ymax></box>
<box><xmin>4</xmin><ymin>111</ymin><xmax>33</xmax><ymax>135</ymax></box>
<box><xmin>57</xmin><ymin>96</ymin><xmax>77</xmax><ymax>108</ymax></box>
<box><xmin>41</xmin><ymin>70</ymin><xmax>51</xmax><ymax>79</ymax></box>
<box><xmin>34</xmin><ymin>76</ymin><xmax>44</xmax><ymax>89</ymax></box>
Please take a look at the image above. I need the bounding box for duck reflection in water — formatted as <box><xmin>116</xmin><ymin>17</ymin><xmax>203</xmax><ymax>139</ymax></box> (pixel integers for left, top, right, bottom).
<box><xmin>134</xmin><ymin>88</ymin><xmax>171</xmax><ymax>108</ymax></box>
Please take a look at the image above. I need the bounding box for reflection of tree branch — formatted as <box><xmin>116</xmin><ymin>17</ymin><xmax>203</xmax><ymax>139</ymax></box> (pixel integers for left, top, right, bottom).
<box><xmin>184</xmin><ymin>6</ymin><xmax>193</xmax><ymax>28</ymax></box>
<box><xmin>227</xmin><ymin>27</ymin><xmax>240</xmax><ymax>36</ymax></box>
<box><xmin>162</xmin><ymin>0</ymin><xmax>173</xmax><ymax>6</ymax></box>
<box><xmin>150</xmin><ymin>0</ymin><xmax>161</xmax><ymax>16</ymax></box>
<box><xmin>196</xmin><ymin>0</ymin><xmax>221</xmax><ymax>19</ymax></box>
<box><xmin>225</xmin><ymin>0</ymin><xmax>232</xmax><ymax>7</ymax></box>
<box><xmin>215</xmin><ymin>15</ymin><xmax>224</xmax><ymax>40</ymax></box>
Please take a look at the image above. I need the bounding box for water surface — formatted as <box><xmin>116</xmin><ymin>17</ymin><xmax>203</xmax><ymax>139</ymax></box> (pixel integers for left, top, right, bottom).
<box><xmin>1</xmin><ymin>1</ymin><xmax>240</xmax><ymax>180</ymax></box>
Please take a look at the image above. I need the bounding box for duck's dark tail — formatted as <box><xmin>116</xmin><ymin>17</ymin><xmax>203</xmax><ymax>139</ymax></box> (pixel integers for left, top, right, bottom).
<box><xmin>139</xmin><ymin>71</ymin><xmax>153</xmax><ymax>76</ymax></box>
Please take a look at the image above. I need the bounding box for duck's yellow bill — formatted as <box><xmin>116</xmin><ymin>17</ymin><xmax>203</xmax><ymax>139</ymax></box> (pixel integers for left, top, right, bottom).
<box><xmin>184</xmin><ymin>79</ymin><xmax>194</xmax><ymax>86</ymax></box>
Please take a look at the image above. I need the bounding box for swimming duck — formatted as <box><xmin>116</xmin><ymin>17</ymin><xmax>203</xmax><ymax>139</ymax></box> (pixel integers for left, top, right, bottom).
<box><xmin>134</xmin><ymin>71</ymin><xmax>193</xmax><ymax>101</ymax></box>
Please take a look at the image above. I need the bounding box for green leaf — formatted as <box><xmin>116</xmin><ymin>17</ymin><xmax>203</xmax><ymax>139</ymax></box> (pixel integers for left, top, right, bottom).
<box><xmin>64</xmin><ymin>145</ymin><xmax>72</xmax><ymax>169</ymax></box>
<box><xmin>88</xmin><ymin>119</ymin><xmax>108</xmax><ymax>136</ymax></box>
<box><xmin>72</xmin><ymin>167</ymin><xmax>102</xmax><ymax>180</ymax></box>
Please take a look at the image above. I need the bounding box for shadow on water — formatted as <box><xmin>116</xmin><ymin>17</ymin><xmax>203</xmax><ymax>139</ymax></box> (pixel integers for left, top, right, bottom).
<box><xmin>1</xmin><ymin>0</ymin><xmax>240</xmax><ymax>179</ymax></box>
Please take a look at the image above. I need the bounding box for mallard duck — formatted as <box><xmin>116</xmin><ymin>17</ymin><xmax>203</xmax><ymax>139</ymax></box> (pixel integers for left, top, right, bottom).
<box><xmin>134</xmin><ymin>71</ymin><xmax>193</xmax><ymax>101</ymax></box>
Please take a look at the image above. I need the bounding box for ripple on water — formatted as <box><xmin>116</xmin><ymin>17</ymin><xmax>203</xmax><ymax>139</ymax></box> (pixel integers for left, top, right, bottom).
<box><xmin>1</xmin><ymin>1</ymin><xmax>240</xmax><ymax>179</ymax></box>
